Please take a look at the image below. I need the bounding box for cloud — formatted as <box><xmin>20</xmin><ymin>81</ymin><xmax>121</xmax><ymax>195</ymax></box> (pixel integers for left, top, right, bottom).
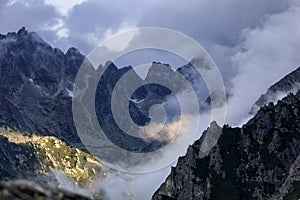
<box><xmin>0</xmin><ymin>0</ymin><xmax>66</xmax><ymax>48</ymax></box>
<box><xmin>103</xmin><ymin>26</ymin><xmax>140</xmax><ymax>52</ymax></box>
<box><xmin>143</xmin><ymin>115</ymin><xmax>189</xmax><ymax>143</ymax></box>
<box><xmin>97</xmin><ymin>168</ymin><xmax>171</xmax><ymax>200</ymax></box>
<box><xmin>41</xmin><ymin>18</ymin><xmax>69</xmax><ymax>39</ymax></box>
<box><xmin>226</xmin><ymin>3</ymin><xmax>300</xmax><ymax>125</ymax></box>
<box><xmin>63</xmin><ymin>0</ymin><xmax>160</xmax><ymax>53</ymax></box>
<box><xmin>139</xmin><ymin>0</ymin><xmax>288</xmax><ymax>46</ymax></box>
<box><xmin>0</xmin><ymin>1</ymin><xmax>56</xmax><ymax>32</ymax></box>
<box><xmin>1</xmin><ymin>0</ymin><xmax>289</xmax><ymax>63</ymax></box>
<box><xmin>43</xmin><ymin>0</ymin><xmax>87</xmax><ymax>16</ymax></box>
<box><xmin>138</xmin><ymin>0</ymin><xmax>289</xmax><ymax>81</ymax></box>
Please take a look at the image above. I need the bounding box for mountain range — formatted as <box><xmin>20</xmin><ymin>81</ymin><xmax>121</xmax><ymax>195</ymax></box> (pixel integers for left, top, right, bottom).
<box><xmin>153</xmin><ymin>67</ymin><xmax>300</xmax><ymax>200</ymax></box>
<box><xmin>0</xmin><ymin>27</ymin><xmax>299</xmax><ymax>200</ymax></box>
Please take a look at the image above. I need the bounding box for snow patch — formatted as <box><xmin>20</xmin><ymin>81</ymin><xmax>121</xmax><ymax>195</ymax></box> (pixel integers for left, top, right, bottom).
<box><xmin>66</xmin><ymin>89</ymin><xmax>73</xmax><ymax>98</ymax></box>
<box><xmin>129</xmin><ymin>98</ymin><xmax>145</xmax><ymax>104</ymax></box>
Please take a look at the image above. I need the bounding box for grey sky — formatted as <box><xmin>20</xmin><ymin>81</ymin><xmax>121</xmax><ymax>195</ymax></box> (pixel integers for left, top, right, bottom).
<box><xmin>0</xmin><ymin>0</ymin><xmax>293</xmax><ymax>81</ymax></box>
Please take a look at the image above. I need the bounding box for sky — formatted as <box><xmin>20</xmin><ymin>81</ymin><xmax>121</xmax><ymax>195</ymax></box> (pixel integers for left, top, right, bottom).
<box><xmin>0</xmin><ymin>0</ymin><xmax>297</xmax><ymax>78</ymax></box>
<box><xmin>0</xmin><ymin>0</ymin><xmax>294</xmax><ymax>75</ymax></box>
<box><xmin>1</xmin><ymin>0</ymin><xmax>300</xmax><ymax>199</ymax></box>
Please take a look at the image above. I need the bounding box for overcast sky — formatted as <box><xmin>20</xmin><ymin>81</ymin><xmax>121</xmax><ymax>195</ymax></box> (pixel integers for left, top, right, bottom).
<box><xmin>0</xmin><ymin>0</ymin><xmax>293</xmax><ymax>70</ymax></box>
<box><xmin>1</xmin><ymin>0</ymin><xmax>300</xmax><ymax>199</ymax></box>
<box><xmin>0</xmin><ymin>0</ymin><xmax>298</xmax><ymax>78</ymax></box>
<box><xmin>1</xmin><ymin>0</ymin><xmax>299</xmax><ymax>102</ymax></box>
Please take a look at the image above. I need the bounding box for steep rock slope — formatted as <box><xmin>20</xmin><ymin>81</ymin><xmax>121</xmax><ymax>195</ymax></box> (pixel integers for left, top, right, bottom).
<box><xmin>0</xmin><ymin>127</ymin><xmax>105</xmax><ymax>187</ymax></box>
<box><xmin>0</xmin><ymin>27</ymin><xmax>211</xmax><ymax>151</ymax></box>
<box><xmin>0</xmin><ymin>134</ymin><xmax>41</xmax><ymax>181</ymax></box>
<box><xmin>153</xmin><ymin>90</ymin><xmax>300</xmax><ymax>200</ymax></box>
<box><xmin>250</xmin><ymin>66</ymin><xmax>300</xmax><ymax>114</ymax></box>
<box><xmin>0</xmin><ymin>27</ymin><xmax>84</xmax><ymax>147</ymax></box>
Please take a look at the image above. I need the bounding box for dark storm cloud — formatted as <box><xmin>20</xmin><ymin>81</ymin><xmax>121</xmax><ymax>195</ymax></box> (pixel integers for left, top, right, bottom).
<box><xmin>64</xmin><ymin>0</ymin><xmax>288</xmax><ymax>55</ymax></box>
<box><xmin>64</xmin><ymin>0</ymin><xmax>156</xmax><ymax>53</ymax></box>
<box><xmin>136</xmin><ymin>0</ymin><xmax>290</xmax><ymax>82</ymax></box>
<box><xmin>62</xmin><ymin>0</ymin><xmax>289</xmax><ymax>80</ymax></box>
<box><xmin>138</xmin><ymin>0</ymin><xmax>289</xmax><ymax>47</ymax></box>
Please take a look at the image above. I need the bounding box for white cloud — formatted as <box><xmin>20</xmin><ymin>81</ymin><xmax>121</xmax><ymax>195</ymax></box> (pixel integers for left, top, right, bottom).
<box><xmin>42</xmin><ymin>18</ymin><xmax>69</xmax><ymax>39</ymax></box>
<box><xmin>85</xmin><ymin>22</ymin><xmax>137</xmax><ymax>48</ymax></box>
<box><xmin>226</xmin><ymin>3</ymin><xmax>300</xmax><ymax>125</ymax></box>
<box><xmin>6</xmin><ymin>0</ymin><xmax>32</xmax><ymax>7</ymax></box>
<box><xmin>43</xmin><ymin>0</ymin><xmax>87</xmax><ymax>16</ymax></box>
<box><xmin>138</xmin><ymin>0</ymin><xmax>289</xmax><ymax>82</ymax></box>
<box><xmin>103</xmin><ymin>25</ymin><xmax>139</xmax><ymax>52</ymax></box>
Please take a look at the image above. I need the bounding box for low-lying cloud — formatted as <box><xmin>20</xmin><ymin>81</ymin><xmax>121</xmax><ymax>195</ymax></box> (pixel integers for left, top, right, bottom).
<box><xmin>226</xmin><ymin>3</ymin><xmax>300</xmax><ymax>125</ymax></box>
<box><xmin>143</xmin><ymin>115</ymin><xmax>190</xmax><ymax>143</ymax></box>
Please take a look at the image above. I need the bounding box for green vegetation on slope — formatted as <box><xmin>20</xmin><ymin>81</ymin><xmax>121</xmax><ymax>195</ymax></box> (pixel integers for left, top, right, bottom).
<box><xmin>0</xmin><ymin>128</ymin><xmax>106</xmax><ymax>186</ymax></box>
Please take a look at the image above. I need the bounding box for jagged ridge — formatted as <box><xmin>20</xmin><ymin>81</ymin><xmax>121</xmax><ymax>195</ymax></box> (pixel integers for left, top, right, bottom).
<box><xmin>153</xmin><ymin>90</ymin><xmax>300</xmax><ymax>200</ymax></box>
<box><xmin>250</xmin><ymin>66</ymin><xmax>300</xmax><ymax>114</ymax></box>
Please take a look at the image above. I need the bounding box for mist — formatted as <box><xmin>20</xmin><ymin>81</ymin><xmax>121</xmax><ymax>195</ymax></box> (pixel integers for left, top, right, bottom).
<box><xmin>226</xmin><ymin>2</ymin><xmax>300</xmax><ymax>126</ymax></box>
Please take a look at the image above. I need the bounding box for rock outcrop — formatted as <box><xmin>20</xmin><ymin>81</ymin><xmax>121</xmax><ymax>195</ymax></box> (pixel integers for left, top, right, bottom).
<box><xmin>0</xmin><ymin>128</ymin><xmax>105</xmax><ymax>187</ymax></box>
<box><xmin>153</xmin><ymin>90</ymin><xmax>300</xmax><ymax>200</ymax></box>
<box><xmin>250</xmin><ymin>66</ymin><xmax>300</xmax><ymax>114</ymax></box>
<box><xmin>0</xmin><ymin>181</ymin><xmax>92</xmax><ymax>200</ymax></box>
<box><xmin>0</xmin><ymin>27</ymin><xmax>210</xmax><ymax>152</ymax></box>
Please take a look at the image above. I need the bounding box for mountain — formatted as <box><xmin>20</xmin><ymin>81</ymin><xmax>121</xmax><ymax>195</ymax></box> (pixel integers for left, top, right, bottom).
<box><xmin>0</xmin><ymin>27</ymin><xmax>84</xmax><ymax>148</ymax></box>
<box><xmin>0</xmin><ymin>27</ymin><xmax>212</xmax><ymax>152</ymax></box>
<box><xmin>0</xmin><ymin>27</ymin><xmax>194</xmax><ymax>168</ymax></box>
<box><xmin>152</xmin><ymin>89</ymin><xmax>300</xmax><ymax>199</ymax></box>
<box><xmin>0</xmin><ymin>181</ymin><xmax>92</xmax><ymax>200</ymax></box>
<box><xmin>3</xmin><ymin>27</ymin><xmax>299</xmax><ymax>200</ymax></box>
<box><xmin>250</xmin><ymin>66</ymin><xmax>300</xmax><ymax>114</ymax></box>
<box><xmin>0</xmin><ymin>130</ymin><xmax>41</xmax><ymax>181</ymax></box>
<box><xmin>0</xmin><ymin>27</ymin><xmax>213</xmax><ymax>197</ymax></box>
<box><xmin>0</xmin><ymin>127</ymin><xmax>105</xmax><ymax>187</ymax></box>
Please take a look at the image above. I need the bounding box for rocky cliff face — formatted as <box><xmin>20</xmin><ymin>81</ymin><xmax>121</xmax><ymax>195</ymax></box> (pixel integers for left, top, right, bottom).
<box><xmin>0</xmin><ymin>128</ymin><xmax>105</xmax><ymax>186</ymax></box>
<box><xmin>250</xmin><ymin>66</ymin><xmax>300</xmax><ymax>114</ymax></box>
<box><xmin>0</xmin><ymin>134</ymin><xmax>41</xmax><ymax>181</ymax></box>
<box><xmin>0</xmin><ymin>27</ymin><xmax>211</xmax><ymax>150</ymax></box>
<box><xmin>3</xmin><ymin>27</ymin><xmax>300</xmax><ymax>200</ymax></box>
<box><xmin>0</xmin><ymin>27</ymin><xmax>212</xmax><ymax>198</ymax></box>
<box><xmin>0</xmin><ymin>27</ymin><xmax>84</xmax><ymax>147</ymax></box>
<box><xmin>152</xmin><ymin>90</ymin><xmax>300</xmax><ymax>200</ymax></box>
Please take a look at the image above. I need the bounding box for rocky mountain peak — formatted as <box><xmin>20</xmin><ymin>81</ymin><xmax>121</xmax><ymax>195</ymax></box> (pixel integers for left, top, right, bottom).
<box><xmin>250</xmin><ymin>66</ymin><xmax>300</xmax><ymax>114</ymax></box>
<box><xmin>1</xmin><ymin>26</ymin><xmax>47</xmax><ymax>48</ymax></box>
<box><xmin>153</xmin><ymin>88</ymin><xmax>300</xmax><ymax>200</ymax></box>
<box><xmin>17</xmin><ymin>26</ymin><xmax>28</xmax><ymax>36</ymax></box>
<box><xmin>66</xmin><ymin>47</ymin><xmax>81</xmax><ymax>57</ymax></box>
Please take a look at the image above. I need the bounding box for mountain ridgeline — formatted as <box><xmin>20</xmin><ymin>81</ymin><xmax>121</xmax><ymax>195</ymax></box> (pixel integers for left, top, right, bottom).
<box><xmin>0</xmin><ymin>27</ymin><xmax>299</xmax><ymax>200</ymax></box>
<box><xmin>0</xmin><ymin>27</ymin><xmax>209</xmax><ymax>151</ymax></box>
<box><xmin>0</xmin><ymin>27</ymin><xmax>84</xmax><ymax>147</ymax></box>
<box><xmin>152</xmin><ymin>88</ymin><xmax>300</xmax><ymax>198</ymax></box>
<box><xmin>0</xmin><ymin>27</ymin><xmax>210</xmax><ymax>198</ymax></box>
<box><xmin>250</xmin><ymin>66</ymin><xmax>300</xmax><ymax>114</ymax></box>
